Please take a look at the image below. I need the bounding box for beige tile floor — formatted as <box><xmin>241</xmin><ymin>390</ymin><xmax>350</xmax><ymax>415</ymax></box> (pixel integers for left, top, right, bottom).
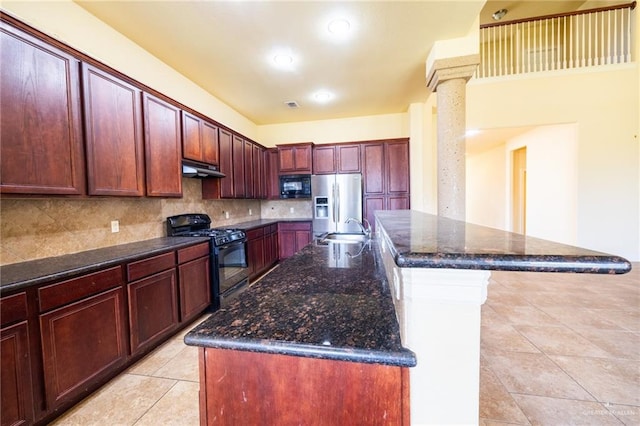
<box><xmin>52</xmin><ymin>264</ymin><xmax>639</xmax><ymax>425</ymax></box>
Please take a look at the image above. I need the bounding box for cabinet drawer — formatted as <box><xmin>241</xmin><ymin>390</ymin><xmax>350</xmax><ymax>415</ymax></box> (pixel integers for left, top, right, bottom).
<box><xmin>39</xmin><ymin>266</ymin><xmax>123</xmax><ymax>312</ymax></box>
<box><xmin>177</xmin><ymin>242</ymin><xmax>210</xmax><ymax>264</ymax></box>
<box><xmin>247</xmin><ymin>227</ymin><xmax>264</xmax><ymax>240</ymax></box>
<box><xmin>1</xmin><ymin>292</ymin><xmax>28</xmax><ymax>326</ymax></box>
<box><xmin>127</xmin><ymin>251</ymin><xmax>175</xmax><ymax>282</ymax></box>
<box><xmin>278</xmin><ymin>222</ymin><xmax>312</xmax><ymax>232</ymax></box>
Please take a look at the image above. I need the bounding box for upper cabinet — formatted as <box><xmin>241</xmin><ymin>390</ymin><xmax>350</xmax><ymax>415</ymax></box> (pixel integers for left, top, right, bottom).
<box><xmin>181</xmin><ymin>111</ymin><xmax>219</xmax><ymax>166</ymax></box>
<box><xmin>82</xmin><ymin>63</ymin><xmax>145</xmax><ymax>196</ymax></box>
<box><xmin>143</xmin><ymin>93</ymin><xmax>182</xmax><ymax>197</ymax></box>
<box><xmin>277</xmin><ymin>143</ymin><xmax>313</xmax><ymax>174</ymax></box>
<box><xmin>0</xmin><ymin>21</ymin><xmax>85</xmax><ymax>195</ymax></box>
<box><xmin>313</xmin><ymin>144</ymin><xmax>361</xmax><ymax>175</ymax></box>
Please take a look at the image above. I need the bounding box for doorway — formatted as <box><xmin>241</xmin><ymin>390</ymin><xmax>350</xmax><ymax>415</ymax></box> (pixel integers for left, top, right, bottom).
<box><xmin>512</xmin><ymin>147</ymin><xmax>527</xmax><ymax>234</ymax></box>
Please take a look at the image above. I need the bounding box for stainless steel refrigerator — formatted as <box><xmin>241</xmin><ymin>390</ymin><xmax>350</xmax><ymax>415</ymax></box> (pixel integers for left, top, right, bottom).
<box><xmin>311</xmin><ymin>174</ymin><xmax>363</xmax><ymax>237</ymax></box>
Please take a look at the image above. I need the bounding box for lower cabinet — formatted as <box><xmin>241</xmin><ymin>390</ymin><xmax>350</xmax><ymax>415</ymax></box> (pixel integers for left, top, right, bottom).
<box><xmin>177</xmin><ymin>242</ymin><xmax>211</xmax><ymax>324</ymax></box>
<box><xmin>278</xmin><ymin>222</ymin><xmax>312</xmax><ymax>260</ymax></box>
<box><xmin>0</xmin><ymin>242</ymin><xmax>211</xmax><ymax>424</ymax></box>
<box><xmin>40</xmin><ymin>285</ymin><xmax>127</xmax><ymax>410</ymax></box>
<box><xmin>1</xmin><ymin>292</ymin><xmax>35</xmax><ymax>426</ymax></box>
<box><xmin>247</xmin><ymin>224</ymin><xmax>279</xmax><ymax>281</ymax></box>
<box><xmin>127</xmin><ymin>252</ymin><xmax>179</xmax><ymax>356</ymax></box>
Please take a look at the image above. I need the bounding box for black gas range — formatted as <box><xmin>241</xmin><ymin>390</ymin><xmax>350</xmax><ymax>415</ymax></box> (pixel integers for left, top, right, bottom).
<box><xmin>167</xmin><ymin>214</ymin><xmax>249</xmax><ymax>310</ymax></box>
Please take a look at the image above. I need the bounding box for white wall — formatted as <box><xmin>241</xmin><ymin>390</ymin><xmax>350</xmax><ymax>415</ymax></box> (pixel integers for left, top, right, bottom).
<box><xmin>467</xmin><ymin>66</ymin><xmax>639</xmax><ymax>261</ymax></box>
<box><xmin>466</xmin><ymin>143</ymin><xmax>507</xmax><ymax>230</ymax></box>
<box><xmin>507</xmin><ymin>124</ymin><xmax>579</xmax><ymax>245</ymax></box>
<box><xmin>256</xmin><ymin>113</ymin><xmax>408</xmax><ymax>147</ymax></box>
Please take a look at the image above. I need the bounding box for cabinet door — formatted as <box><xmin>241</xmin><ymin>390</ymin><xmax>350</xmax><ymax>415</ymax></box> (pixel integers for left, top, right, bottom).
<box><xmin>128</xmin><ymin>269</ymin><xmax>178</xmax><ymax>355</ymax></box>
<box><xmin>178</xmin><ymin>256</ymin><xmax>210</xmax><ymax>323</ymax></box>
<box><xmin>264</xmin><ymin>230</ymin><xmax>278</xmax><ymax>270</ymax></box>
<box><xmin>388</xmin><ymin>196</ymin><xmax>410</xmax><ymax>210</ymax></box>
<box><xmin>181</xmin><ymin>111</ymin><xmax>202</xmax><ymax>162</ymax></box>
<box><xmin>361</xmin><ymin>143</ymin><xmax>385</xmax><ymax>195</ymax></box>
<box><xmin>313</xmin><ymin>146</ymin><xmax>336</xmax><ymax>174</ymax></box>
<box><xmin>278</xmin><ymin>222</ymin><xmax>312</xmax><ymax>260</ymax></box>
<box><xmin>82</xmin><ymin>63</ymin><xmax>144</xmax><ymax>196</ymax></box>
<box><xmin>244</xmin><ymin>140</ymin><xmax>254</xmax><ymax>199</ymax></box>
<box><xmin>265</xmin><ymin>149</ymin><xmax>280</xmax><ymax>200</ymax></box>
<box><xmin>386</xmin><ymin>141</ymin><xmax>410</xmax><ymax>194</ymax></box>
<box><xmin>1</xmin><ymin>322</ymin><xmax>34</xmax><ymax>426</ymax></box>
<box><xmin>364</xmin><ymin>196</ymin><xmax>385</xmax><ymax>233</ymax></box>
<box><xmin>40</xmin><ymin>287</ymin><xmax>127</xmax><ymax>409</ymax></box>
<box><xmin>247</xmin><ymin>235</ymin><xmax>266</xmax><ymax>280</ymax></box>
<box><xmin>293</xmin><ymin>145</ymin><xmax>312</xmax><ymax>173</ymax></box>
<box><xmin>232</xmin><ymin>135</ymin><xmax>246</xmax><ymax>198</ymax></box>
<box><xmin>337</xmin><ymin>144</ymin><xmax>361</xmax><ymax>173</ymax></box>
<box><xmin>278</xmin><ymin>146</ymin><xmax>296</xmax><ymax>173</ymax></box>
<box><xmin>253</xmin><ymin>145</ymin><xmax>265</xmax><ymax>199</ymax></box>
<box><xmin>0</xmin><ymin>22</ymin><xmax>85</xmax><ymax>195</ymax></box>
<box><xmin>143</xmin><ymin>93</ymin><xmax>182</xmax><ymax>197</ymax></box>
<box><xmin>201</xmin><ymin>121</ymin><xmax>219</xmax><ymax>166</ymax></box>
<box><xmin>218</xmin><ymin>129</ymin><xmax>234</xmax><ymax>198</ymax></box>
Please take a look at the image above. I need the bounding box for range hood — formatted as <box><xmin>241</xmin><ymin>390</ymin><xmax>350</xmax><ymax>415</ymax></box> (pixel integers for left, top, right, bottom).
<box><xmin>182</xmin><ymin>159</ymin><xmax>225</xmax><ymax>178</ymax></box>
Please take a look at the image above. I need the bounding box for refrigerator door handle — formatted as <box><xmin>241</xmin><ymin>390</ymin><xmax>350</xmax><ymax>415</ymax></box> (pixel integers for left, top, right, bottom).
<box><xmin>331</xmin><ymin>183</ymin><xmax>337</xmax><ymax>223</ymax></box>
<box><xmin>335</xmin><ymin>183</ymin><xmax>340</xmax><ymax>224</ymax></box>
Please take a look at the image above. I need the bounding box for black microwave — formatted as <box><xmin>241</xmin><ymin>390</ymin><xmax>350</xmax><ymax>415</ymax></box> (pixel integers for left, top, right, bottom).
<box><xmin>279</xmin><ymin>175</ymin><xmax>311</xmax><ymax>199</ymax></box>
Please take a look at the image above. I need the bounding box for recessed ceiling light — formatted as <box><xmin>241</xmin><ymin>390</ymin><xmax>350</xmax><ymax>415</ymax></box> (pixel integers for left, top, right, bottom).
<box><xmin>273</xmin><ymin>54</ymin><xmax>293</xmax><ymax>66</ymax></box>
<box><xmin>313</xmin><ymin>90</ymin><xmax>333</xmax><ymax>103</ymax></box>
<box><xmin>328</xmin><ymin>18</ymin><xmax>350</xmax><ymax>35</ymax></box>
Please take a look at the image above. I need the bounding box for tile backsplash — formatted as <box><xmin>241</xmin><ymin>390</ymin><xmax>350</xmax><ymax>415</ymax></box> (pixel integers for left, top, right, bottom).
<box><xmin>0</xmin><ymin>178</ymin><xmax>310</xmax><ymax>265</ymax></box>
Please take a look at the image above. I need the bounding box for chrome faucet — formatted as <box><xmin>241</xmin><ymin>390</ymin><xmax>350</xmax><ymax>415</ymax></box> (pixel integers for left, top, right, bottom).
<box><xmin>345</xmin><ymin>217</ymin><xmax>371</xmax><ymax>237</ymax></box>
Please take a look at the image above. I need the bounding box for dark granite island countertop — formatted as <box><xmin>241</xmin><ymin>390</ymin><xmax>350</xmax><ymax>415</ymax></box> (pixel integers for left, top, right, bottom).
<box><xmin>184</xmin><ymin>240</ymin><xmax>416</xmax><ymax>368</ymax></box>
<box><xmin>375</xmin><ymin>210</ymin><xmax>632</xmax><ymax>274</ymax></box>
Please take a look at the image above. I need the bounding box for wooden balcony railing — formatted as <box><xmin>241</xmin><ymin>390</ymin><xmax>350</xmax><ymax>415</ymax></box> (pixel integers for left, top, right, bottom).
<box><xmin>476</xmin><ymin>2</ymin><xmax>636</xmax><ymax>78</ymax></box>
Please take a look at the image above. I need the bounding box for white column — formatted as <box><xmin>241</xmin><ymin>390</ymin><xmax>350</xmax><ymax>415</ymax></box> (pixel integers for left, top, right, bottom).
<box><xmin>379</xmin><ymin>236</ymin><xmax>490</xmax><ymax>425</ymax></box>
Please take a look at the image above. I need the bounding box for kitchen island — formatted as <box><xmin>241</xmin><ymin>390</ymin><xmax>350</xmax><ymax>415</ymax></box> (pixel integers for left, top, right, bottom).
<box><xmin>185</xmin><ymin>210</ymin><xmax>631</xmax><ymax>425</ymax></box>
<box><xmin>184</xmin><ymin>238</ymin><xmax>415</xmax><ymax>424</ymax></box>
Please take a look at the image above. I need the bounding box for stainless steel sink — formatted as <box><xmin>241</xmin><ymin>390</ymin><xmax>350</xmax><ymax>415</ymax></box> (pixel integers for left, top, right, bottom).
<box><xmin>321</xmin><ymin>233</ymin><xmax>370</xmax><ymax>244</ymax></box>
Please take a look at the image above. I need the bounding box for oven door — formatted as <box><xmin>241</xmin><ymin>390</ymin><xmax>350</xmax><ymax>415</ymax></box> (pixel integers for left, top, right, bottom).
<box><xmin>216</xmin><ymin>239</ymin><xmax>249</xmax><ymax>297</ymax></box>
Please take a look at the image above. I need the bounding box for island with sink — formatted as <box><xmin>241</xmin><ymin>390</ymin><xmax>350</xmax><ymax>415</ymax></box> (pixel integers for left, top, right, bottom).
<box><xmin>184</xmin><ymin>210</ymin><xmax>631</xmax><ymax>425</ymax></box>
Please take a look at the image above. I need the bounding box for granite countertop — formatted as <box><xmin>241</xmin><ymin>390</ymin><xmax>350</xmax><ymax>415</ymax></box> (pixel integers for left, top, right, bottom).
<box><xmin>0</xmin><ymin>237</ymin><xmax>209</xmax><ymax>294</ymax></box>
<box><xmin>376</xmin><ymin>210</ymin><xmax>632</xmax><ymax>274</ymax></box>
<box><xmin>184</xmin><ymin>239</ymin><xmax>416</xmax><ymax>368</ymax></box>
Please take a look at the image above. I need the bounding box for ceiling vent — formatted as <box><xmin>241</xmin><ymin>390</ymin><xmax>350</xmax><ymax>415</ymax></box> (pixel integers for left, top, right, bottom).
<box><xmin>284</xmin><ymin>100</ymin><xmax>299</xmax><ymax>109</ymax></box>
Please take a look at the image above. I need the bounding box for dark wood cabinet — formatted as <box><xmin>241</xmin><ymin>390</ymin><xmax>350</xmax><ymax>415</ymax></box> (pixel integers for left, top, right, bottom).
<box><xmin>362</xmin><ymin>139</ymin><xmax>410</xmax><ymax>231</ymax></box>
<box><xmin>232</xmin><ymin>134</ymin><xmax>246</xmax><ymax>198</ymax></box>
<box><xmin>177</xmin><ymin>243</ymin><xmax>211</xmax><ymax>323</ymax></box>
<box><xmin>217</xmin><ymin>128</ymin><xmax>234</xmax><ymax>198</ymax></box>
<box><xmin>126</xmin><ymin>252</ymin><xmax>178</xmax><ymax>355</ymax></box>
<box><xmin>1</xmin><ymin>292</ymin><xmax>35</xmax><ymax>426</ymax></box>
<box><xmin>197</xmin><ymin>348</ymin><xmax>410</xmax><ymax>425</ymax></box>
<box><xmin>313</xmin><ymin>145</ymin><xmax>336</xmax><ymax>174</ymax></box>
<box><xmin>181</xmin><ymin>111</ymin><xmax>219</xmax><ymax>166</ymax></box>
<box><xmin>277</xmin><ymin>143</ymin><xmax>313</xmax><ymax>174</ymax></box>
<box><xmin>247</xmin><ymin>227</ymin><xmax>266</xmax><ymax>280</ymax></box>
<box><xmin>0</xmin><ymin>21</ymin><xmax>85</xmax><ymax>195</ymax></box>
<box><xmin>313</xmin><ymin>143</ymin><xmax>361</xmax><ymax>174</ymax></box>
<box><xmin>278</xmin><ymin>222</ymin><xmax>312</xmax><ymax>260</ymax></box>
<box><xmin>143</xmin><ymin>93</ymin><xmax>182</xmax><ymax>197</ymax></box>
<box><xmin>264</xmin><ymin>224</ymin><xmax>279</xmax><ymax>270</ymax></box>
<box><xmin>82</xmin><ymin>63</ymin><xmax>145</xmax><ymax>196</ymax></box>
<box><xmin>244</xmin><ymin>140</ymin><xmax>254</xmax><ymax>199</ymax></box>
<box><xmin>39</xmin><ymin>266</ymin><xmax>127</xmax><ymax>410</ymax></box>
<box><xmin>265</xmin><ymin>148</ymin><xmax>280</xmax><ymax>200</ymax></box>
<box><xmin>253</xmin><ymin>144</ymin><xmax>265</xmax><ymax>199</ymax></box>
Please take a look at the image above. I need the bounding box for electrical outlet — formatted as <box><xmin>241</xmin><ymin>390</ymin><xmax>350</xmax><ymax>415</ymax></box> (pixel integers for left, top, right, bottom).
<box><xmin>110</xmin><ymin>220</ymin><xmax>119</xmax><ymax>233</ymax></box>
<box><xmin>290</xmin><ymin>207</ymin><xmax>294</xmax><ymax>213</ymax></box>
<box><xmin>225</xmin><ymin>211</ymin><xmax>230</xmax><ymax>219</ymax></box>
<box><xmin>249</xmin><ymin>208</ymin><xmax>252</xmax><ymax>216</ymax></box>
